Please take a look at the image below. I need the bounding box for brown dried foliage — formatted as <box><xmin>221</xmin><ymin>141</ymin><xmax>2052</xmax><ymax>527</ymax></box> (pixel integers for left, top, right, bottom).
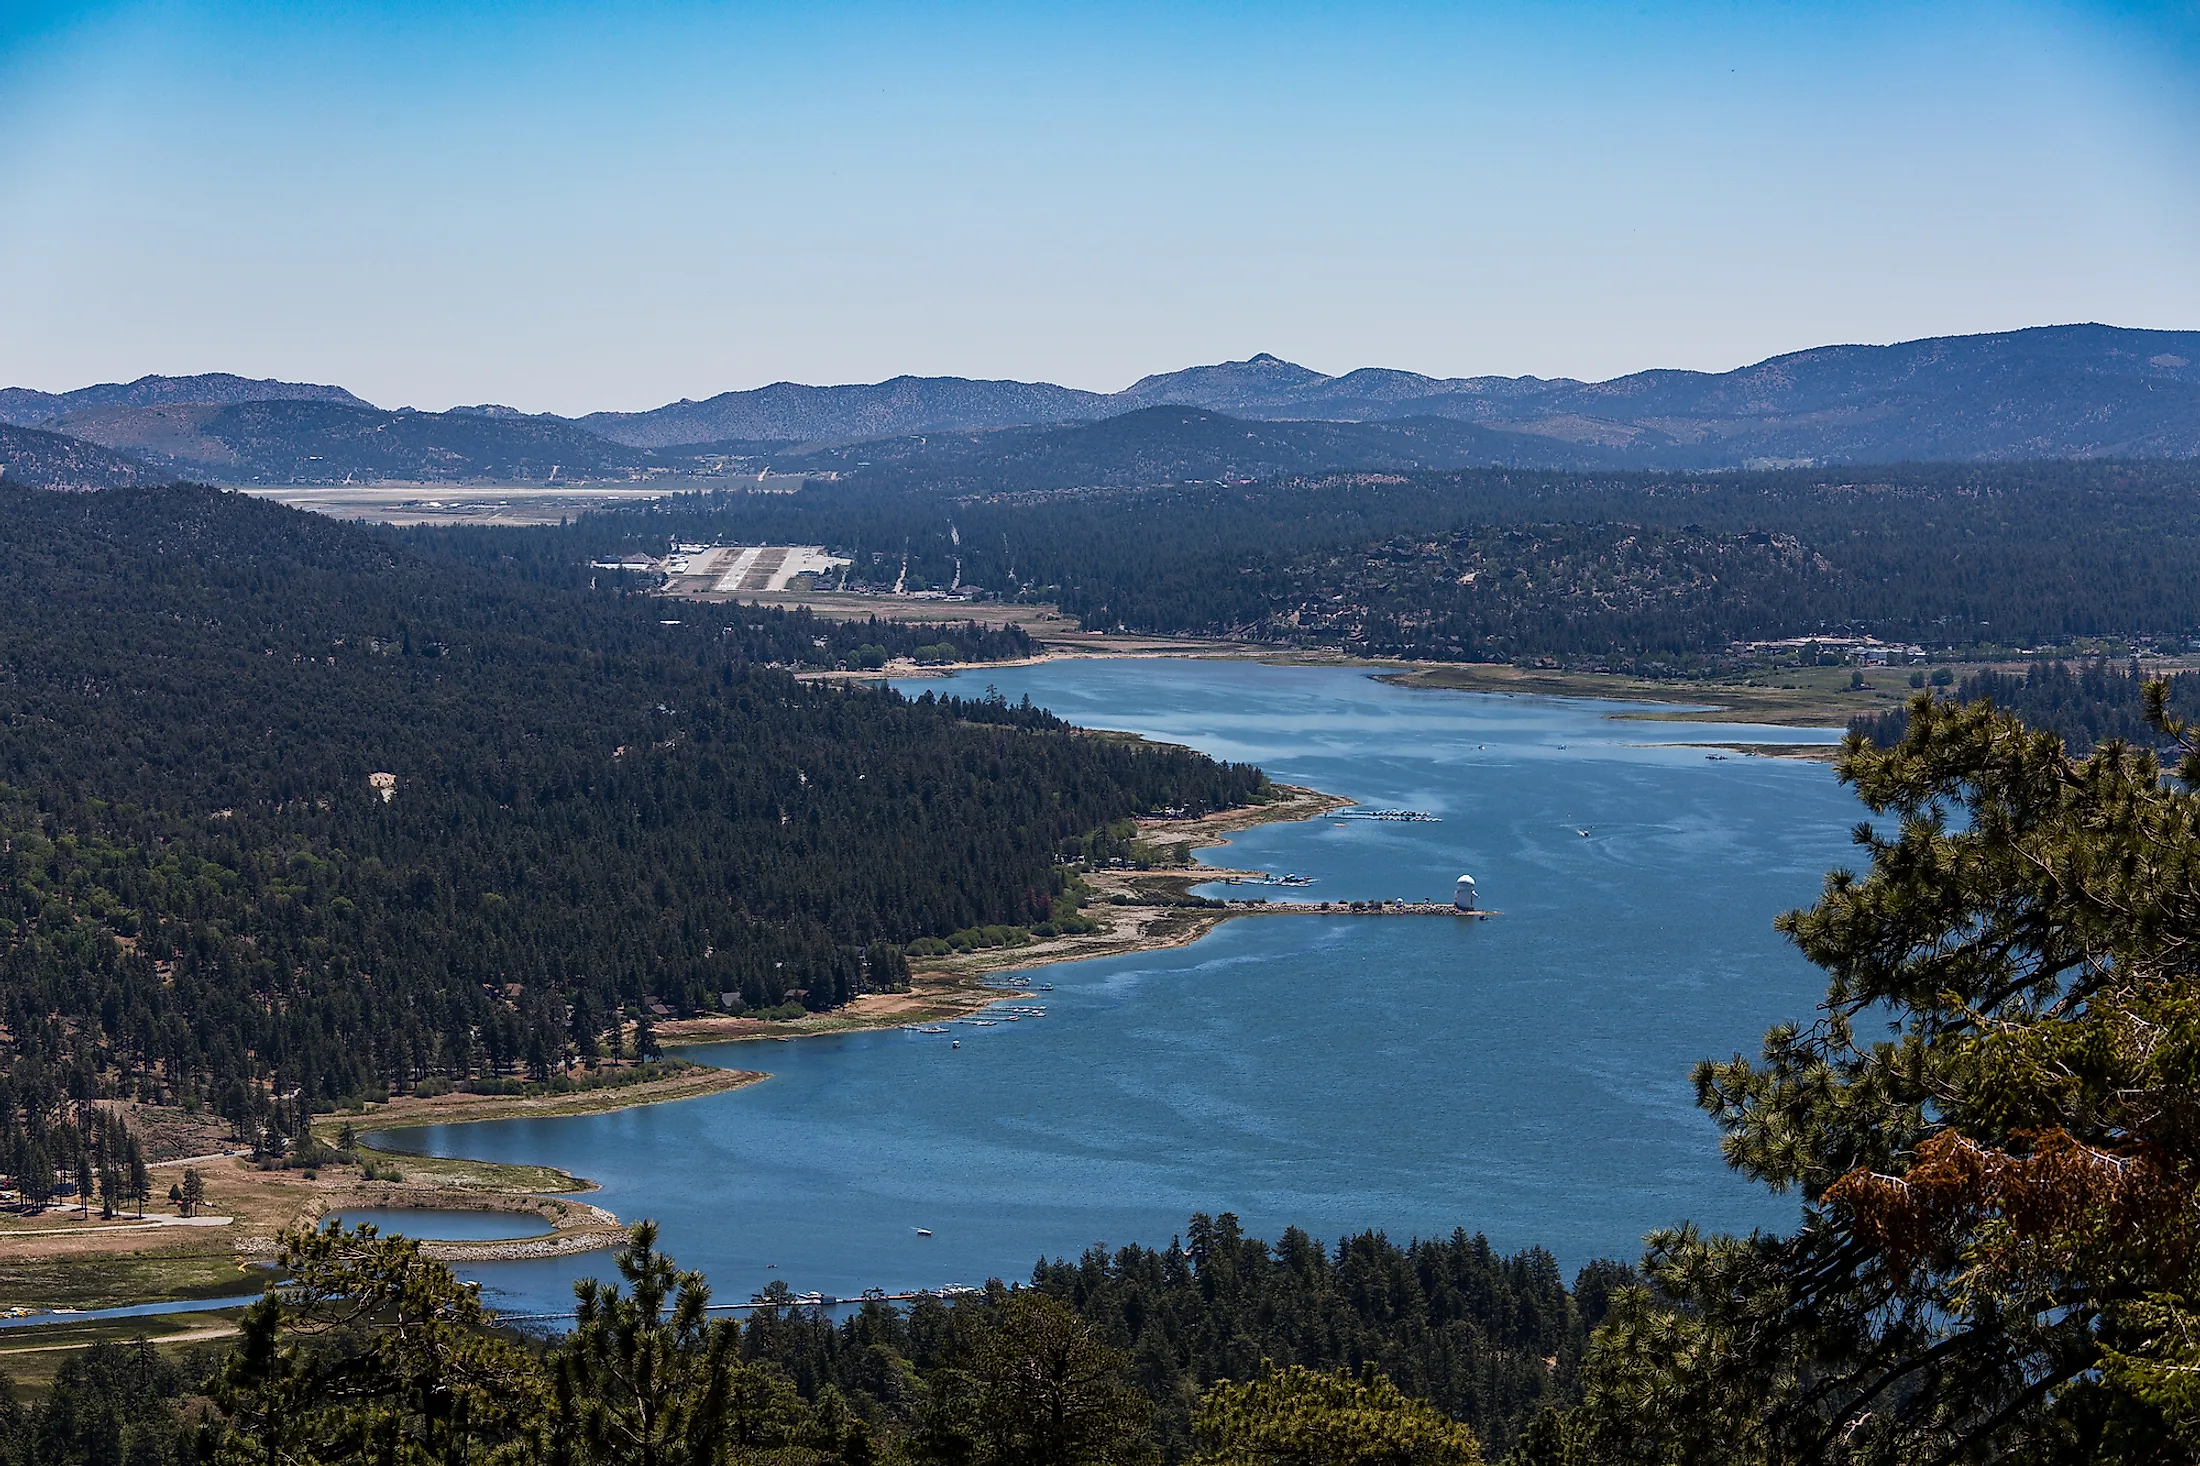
<box><xmin>1826</xmin><ymin>1128</ymin><xmax>2195</xmax><ymax>1278</ymax></box>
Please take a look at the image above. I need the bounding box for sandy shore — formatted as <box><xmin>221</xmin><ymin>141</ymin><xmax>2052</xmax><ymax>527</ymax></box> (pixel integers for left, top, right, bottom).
<box><xmin>333</xmin><ymin>1063</ymin><xmax>763</xmax><ymax>1133</ymax></box>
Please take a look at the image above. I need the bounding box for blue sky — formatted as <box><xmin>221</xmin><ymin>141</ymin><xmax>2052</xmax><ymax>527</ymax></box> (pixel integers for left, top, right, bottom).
<box><xmin>3</xmin><ymin>1</ymin><xmax>2197</xmax><ymax>412</ymax></box>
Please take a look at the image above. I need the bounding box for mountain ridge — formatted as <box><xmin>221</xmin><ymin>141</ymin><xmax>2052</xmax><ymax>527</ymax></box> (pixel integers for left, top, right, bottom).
<box><xmin>53</xmin><ymin>400</ymin><xmax>660</xmax><ymax>484</ymax></box>
<box><xmin>561</xmin><ymin>323</ymin><xmax>2200</xmax><ymax>462</ymax></box>
<box><xmin>8</xmin><ymin>324</ymin><xmax>2200</xmax><ymax>475</ymax></box>
<box><xmin>0</xmin><ymin>372</ymin><xmax>372</xmax><ymax>427</ymax></box>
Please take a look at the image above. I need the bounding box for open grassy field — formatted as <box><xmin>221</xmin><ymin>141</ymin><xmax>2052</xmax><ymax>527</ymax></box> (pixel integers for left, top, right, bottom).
<box><xmin>1380</xmin><ymin>662</ymin><xmax>1925</xmax><ymax>727</ymax></box>
<box><xmin>0</xmin><ymin>1250</ymin><xmax>257</xmax><ymax>1315</ymax></box>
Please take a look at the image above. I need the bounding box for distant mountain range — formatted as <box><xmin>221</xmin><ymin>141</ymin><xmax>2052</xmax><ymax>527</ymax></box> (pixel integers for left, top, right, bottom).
<box><xmin>3</xmin><ymin>324</ymin><xmax>2198</xmax><ymax>488</ymax></box>
<box><xmin>574</xmin><ymin>377</ymin><xmax>1108</xmax><ymax>449</ymax></box>
<box><xmin>43</xmin><ymin>400</ymin><xmax>658</xmax><ymax>484</ymax></box>
<box><xmin>0</xmin><ymin>372</ymin><xmax>370</xmax><ymax>427</ymax></box>
<box><xmin>569</xmin><ymin>325</ymin><xmax>2200</xmax><ymax>462</ymax></box>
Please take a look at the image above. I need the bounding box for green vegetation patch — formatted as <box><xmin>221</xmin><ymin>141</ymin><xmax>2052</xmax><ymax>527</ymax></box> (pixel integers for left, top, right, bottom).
<box><xmin>0</xmin><ymin>1253</ymin><xmax>254</xmax><ymax>1314</ymax></box>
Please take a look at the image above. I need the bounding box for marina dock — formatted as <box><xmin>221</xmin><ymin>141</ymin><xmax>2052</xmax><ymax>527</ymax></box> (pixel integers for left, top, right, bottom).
<box><xmin>1223</xmin><ymin>899</ymin><xmax>1496</xmax><ymax>919</ymax></box>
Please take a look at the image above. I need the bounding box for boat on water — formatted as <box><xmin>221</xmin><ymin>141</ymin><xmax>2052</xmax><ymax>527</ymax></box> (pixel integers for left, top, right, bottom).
<box><xmin>914</xmin><ymin>1228</ymin><xmax>933</xmax><ymax>1237</ymax></box>
<box><xmin>916</xmin><ymin>1025</ymin><xmax>950</xmax><ymax>1033</ymax></box>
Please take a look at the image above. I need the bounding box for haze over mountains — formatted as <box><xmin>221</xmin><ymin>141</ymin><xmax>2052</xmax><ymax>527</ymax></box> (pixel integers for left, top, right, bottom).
<box><xmin>4</xmin><ymin>324</ymin><xmax>2199</xmax><ymax>489</ymax></box>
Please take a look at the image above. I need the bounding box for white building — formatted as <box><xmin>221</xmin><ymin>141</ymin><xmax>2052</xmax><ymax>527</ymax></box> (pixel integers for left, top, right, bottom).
<box><xmin>1453</xmin><ymin>874</ymin><xmax>1478</xmax><ymax>911</ymax></box>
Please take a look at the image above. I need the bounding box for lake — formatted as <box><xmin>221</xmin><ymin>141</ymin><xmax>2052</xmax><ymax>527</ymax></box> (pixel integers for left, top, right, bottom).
<box><xmin>329</xmin><ymin>1208</ymin><xmax>553</xmax><ymax>1241</ymax></box>
<box><xmin>370</xmin><ymin>659</ymin><xmax>1856</xmax><ymax>1321</ymax></box>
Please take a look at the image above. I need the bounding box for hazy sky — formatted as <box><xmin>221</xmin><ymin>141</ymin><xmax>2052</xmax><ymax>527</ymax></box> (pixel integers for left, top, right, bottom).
<box><xmin>4</xmin><ymin>1</ymin><xmax>2198</xmax><ymax>413</ymax></box>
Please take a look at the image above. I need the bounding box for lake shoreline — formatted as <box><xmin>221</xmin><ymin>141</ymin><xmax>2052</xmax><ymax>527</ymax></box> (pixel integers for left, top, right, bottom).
<box><xmin>0</xmin><ymin>785</ymin><xmax>1348</xmax><ymax>1318</ymax></box>
<box><xmin>332</xmin><ymin>657</ymin><xmax>1857</xmax><ymax>1315</ymax></box>
<box><xmin>0</xmin><ymin>1068</ymin><xmax>762</xmax><ymax>1316</ymax></box>
<box><xmin>654</xmin><ymin>781</ymin><xmax>1356</xmax><ymax>1044</ymax></box>
<box><xmin>757</xmin><ymin>591</ymin><xmax>1875</xmax><ymax>729</ymax></box>
<box><xmin>3</xmin><ymin>655</ymin><xmax>1843</xmax><ymax>1320</ymax></box>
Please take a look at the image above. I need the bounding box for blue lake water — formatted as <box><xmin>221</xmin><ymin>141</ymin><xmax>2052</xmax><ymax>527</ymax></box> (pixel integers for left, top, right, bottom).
<box><xmin>330</xmin><ymin>1208</ymin><xmax>552</xmax><ymax>1241</ymax></box>
<box><xmin>0</xmin><ymin>1296</ymin><xmax>261</xmax><ymax>1330</ymax></box>
<box><xmin>370</xmin><ymin>660</ymin><xmax>1857</xmax><ymax>1321</ymax></box>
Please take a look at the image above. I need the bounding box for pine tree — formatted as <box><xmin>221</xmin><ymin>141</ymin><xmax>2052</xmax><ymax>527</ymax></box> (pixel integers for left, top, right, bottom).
<box><xmin>1572</xmin><ymin>690</ymin><xmax>2200</xmax><ymax>1462</ymax></box>
<box><xmin>1193</xmin><ymin>1363</ymin><xmax>1482</xmax><ymax>1466</ymax></box>
<box><xmin>553</xmin><ymin>1221</ymin><xmax>750</xmax><ymax>1466</ymax></box>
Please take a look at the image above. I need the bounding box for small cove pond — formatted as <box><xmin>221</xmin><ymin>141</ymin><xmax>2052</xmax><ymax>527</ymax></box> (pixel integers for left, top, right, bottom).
<box><xmin>371</xmin><ymin>660</ymin><xmax>1855</xmax><ymax>1321</ymax></box>
<box><xmin>327</xmin><ymin>1209</ymin><xmax>553</xmax><ymax>1242</ymax></box>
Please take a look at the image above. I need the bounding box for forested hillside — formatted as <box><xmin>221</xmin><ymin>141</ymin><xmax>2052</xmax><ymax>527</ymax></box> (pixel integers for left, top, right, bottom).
<box><xmin>487</xmin><ymin>459</ymin><xmax>2200</xmax><ymax>666</ymax></box>
<box><xmin>1850</xmin><ymin>657</ymin><xmax>2200</xmax><ymax>751</ymax></box>
<box><xmin>0</xmin><ymin>486</ymin><xmax>1264</xmax><ymax>1126</ymax></box>
<box><xmin>736</xmin><ymin>407</ymin><xmax>1636</xmax><ymax>487</ymax></box>
<box><xmin>5</xmin><ymin>1214</ymin><xmax>1615</xmax><ymax>1463</ymax></box>
<box><xmin>576</xmin><ymin>373</ymin><xmax>1111</xmax><ymax>447</ymax></box>
<box><xmin>15</xmin><ymin>687</ymin><xmax>2200</xmax><ymax>1465</ymax></box>
<box><xmin>0</xmin><ymin>424</ymin><xmax>159</xmax><ymax>490</ymax></box>
<box><xmin>741</xmin><ymin>1212</ymin><xmax>1622</xmax><ymax>1459</ymax></box>
<box><xmin>52</xmin><ymin>400</ymin><xmax>665</xmax><ymax>483</ymax></box>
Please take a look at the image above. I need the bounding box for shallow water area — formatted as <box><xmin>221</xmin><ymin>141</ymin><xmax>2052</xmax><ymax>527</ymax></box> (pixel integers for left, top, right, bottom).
<box><xmin>328</xmin><ymin>1208</ymin><xmax>553</xmax><ymax>1242</ymax></box>
<box><xmin>374</xmin><ymin>660</ymin><xmax>1857</xmax><ymax>1321</ymax></box>
<box><xmin>0</xmin><ymin>1296</ymin><xmax>259</xmax><ymax>1330</ymax></box>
